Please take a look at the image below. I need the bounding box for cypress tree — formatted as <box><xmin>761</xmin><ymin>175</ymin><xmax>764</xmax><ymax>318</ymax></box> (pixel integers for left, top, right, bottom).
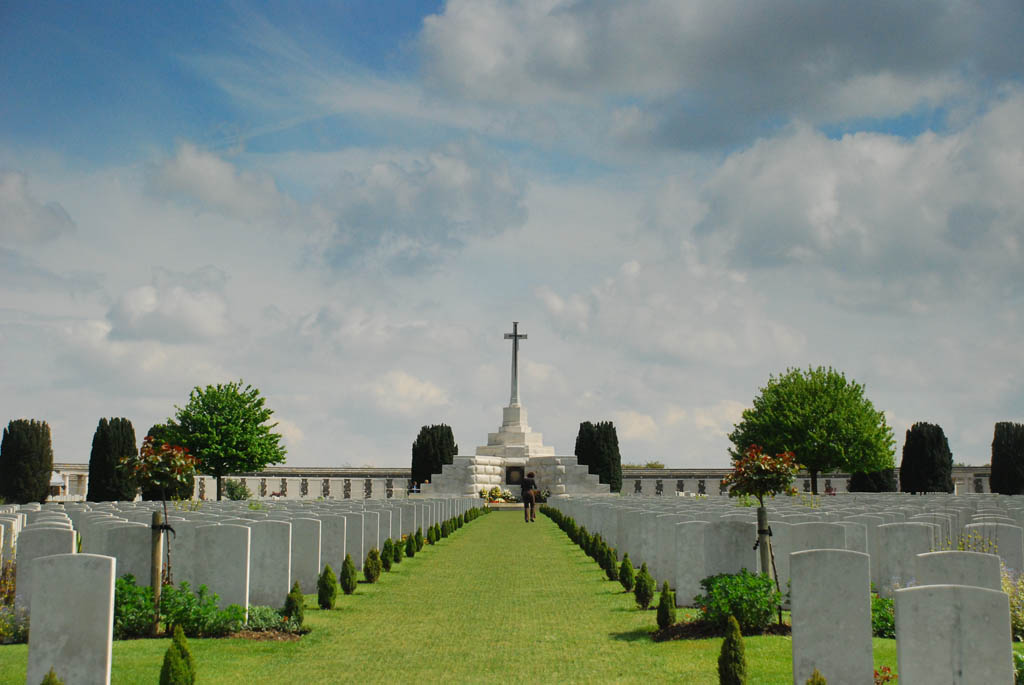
<box><xmin>574</xmin><ymin>421</ymin><xmax>622</xmax><ymax>492</ymax></box>
<box><xmin>415</xmin><ymin>527</ymin><xmax>424</xmax><ymax>551</ymax></box>
<box><xmin>427</xmin><ymin>526</ymin><xmax>437</xmax><ymax>545</ymax></box>
<box><xmin>392</xmin><ymin>538</ymin><xmax>404</xmax><ymax>564</ymax></box>
<box><xmin>656</xmin><ymin>582</ymin><xmax>677</xmax><ymax>630</ymax></box>
<box><xmin>159</xmin><ymin>624</ymin><xmax>195</xmax><ymax>684</ymax></box>
<box><xmin>87</xmin><ymin>417</ymin><xmax>138</xmax><ymax>502</ymax></box>
<box><xmin>604</xmin><ymin>547</ymin><xmax>619</xmax><ymax>582</ymax></box>
<box><xmin>718</xmin><ymin>615</ymin><xmax>747</xmax><ymax>685</ymax></box>
<box><xmin>634</xmin><ymin>563</ymin><xmax>656</xmax><ymax>609</ymax></box>
<box><xmin>0</xmin><ymin>419</ymin><xmax>54</xmax><ymax>504</ymax></box>
<box><xmin>411</xmin><ymin>424</ymin><xmax>458</xmax><ymax>486</ymax></box>
<box><xmin>848</xmin><ymin>469</ymin><xmax>897</xmax><ymax>492</ymax></box>
<box><xmin>899</xmin><ymin>422</ymin><xmax>954</xmax><ymax>493</ymax></box>
<box><xmin>317</xmin><ymin>564</ymin><xmax>338</xmax><ymax>609</ymax></box>
<box><xmin>441</xmin><ymin>520</ymin><xmax>449</xmax><ymax>538</ymax></box>
<box><xmin>340</xmin><ymin>554</ymin><xmax>358</xmax><ymax>594</ymax></box>
<box><xmin>619</xmin><ymin>553</ymin><xmax>635</xmax><ymax>593</ymax></box>
<box><xmin>990</xmin><ymin>422</ymin><xmax>1024</xmax><ymax>495</ymax></box>
<box><xmin>381</xmin><ymin>539</ymin><xmax>394</xmax><ymax>572</ymax></box>
<box><xmin>405</xmin><ymin>534</ymin><xmax>416</xmax><ymax>558</ymax></box>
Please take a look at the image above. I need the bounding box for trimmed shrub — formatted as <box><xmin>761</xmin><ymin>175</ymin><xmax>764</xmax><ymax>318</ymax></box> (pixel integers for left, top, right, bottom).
<box><xmin>458</xmin><ymin>514</ymin><xmax>464</xmax><ymax>527</ymax></box>
<box><xmin>392</xmin><ymin>538</ymin><xmax>404</xmax><ymax>564</ymax></box>
<box><xmin>441</xmin><ymin>520</ymin><xmax>449</xmax><ymax>538</ymax></box>
<box><xmin>405</xmin><ymin>534</ymin><xmax>416</xmax><ymax>558</ymax></box>
<box><xmin>40</xmin><ymin>668</ymin><xmax>64</xmax><ymax>685</ymax></box>
<box><xmin>634</xmin><ymin>563</ymin><xmax>656</xmax><ymax>609</ymax></box>
<box><xmin>415</xmin><ymin>527</ymin><xmax>424</xmax><ymax>551</ymax></box>
<box><xmin>172</xmin><ymin>624</ymin><xmax>195</xmax><ymax>682</ymax></box>
<box><xmin>694</xmin><ymin>570</ymin><xmax>781</xmax><ymax>634</ymax></box>
<box><xmin>159</xmin><ymin>624</ymin><xmax>195</xmax><ymax>684</ymax></box>
<box><xmin>433</xmin><ymin>523</ymin><xmax>441</xmax><ymax>541</ymax></box>
<box><xmin>619</xmin><ymin>554</ymin><xmax>635</xmax><ymax>593</ymax></box>
<box><xmin>604</xmin><ymin>547</ymin><xmax>619</xmax><ymax>582</ymax></box>
<box><xmin>340</xmin><ymin>554</ymin><xmax>358</xmax><ymax>595</ymax></box>
<box><xmin>656</xmin><ymin>581</ymin><xmax>676</xmax><ymax>629</ymax></box>
<box><xmin>805</xmin><ymin>669</ymin><xmax>827</xmax><ymax>684</ymax></box>
<box><xmin>282</xmin><ymin>581</ymin><xmax>304</xmax><ymax>627</ymax></box>
<box><xmin>364</xmin><ymin>548</ymin><xmax>382</xmax><ymax>584</ymax></box>
<box><xmin>317</xmin><ymin>564</ymin><xmax>338</xmax><ymax>610</ymax></box>
<box><xmin>427</xmin><ymin>526</ymin><xmax>437</xmax><ymax>545</ymax></box>
<box><xmin>381</xmin><ymin>540</ymin><xmax>394</xmax><ymax>572</ymax></box>
<box><xmin>718</xmin><ymin>615</ymin><xmax>747</xmax><ymax>685</ymax></box>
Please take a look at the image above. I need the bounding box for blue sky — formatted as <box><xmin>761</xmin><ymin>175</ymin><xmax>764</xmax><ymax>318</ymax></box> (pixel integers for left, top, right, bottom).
<box><xmin>2</xmin><ymin>1</ymin><xmax>1022</xmax><ymax>470</ymax></box>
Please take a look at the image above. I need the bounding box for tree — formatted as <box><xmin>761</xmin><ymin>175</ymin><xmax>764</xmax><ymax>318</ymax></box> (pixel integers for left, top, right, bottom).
<box><xmin>340</xmin><ymin>554</ymin><xmax>358</xmax><ymax>595</ymax></box>
<box><xmin>140</xmin><ymin>423</ymin><xmax>195</xmax><ymax>501</ymax></box>
<box><xmin>990</xmin><ymin>422</ymin><xmax>1024</xmax><ymax>495</ymax></box>
<box><xmin>0</xmin><ymin>419</ymin><xmax>54</xmax><ymax>504</ymax></box>
<box><xmin>728</xmin><ymin>366</ymin><xmax>894</xmax><ymax>494</ymax></box>
<box><xmin>317</xmin><ymin>564</ymin><xmax>338</xmax><ymax>609</ymax></box>
<box><xmin>575</xmin><ymin>421</ymin><xmax>623</xmax><ymax>492</ymax></box>
<box><xmin>410</xmin><ymin>424</ymin><xmax>458</xmax><ymax>486</ymax></box>
<box><xmin>169</xmin><ymin>380</ymin><xmax>286</xmax><ymax>500</ymax></box>
<box><xmin>899</xmin><ymin>422</ymin><xmax>954</xmax><ymax>493</ymax></box>
<box><xmin>848</xmin><ymin>468</ymin><xmax>897</xmax><ymax>492</ymax></box>
<box><xmin>87</xmin><ymin>417</ymin><xmax>138</xmax><ymax>502</ymax></box>
<box><xmin>718</xmin><ymin>615</ymin><xmax>747</xmax><ymax>685</ymax></box>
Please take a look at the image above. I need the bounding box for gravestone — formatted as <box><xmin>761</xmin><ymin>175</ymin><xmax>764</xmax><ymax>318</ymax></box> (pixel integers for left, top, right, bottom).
<box><xmin>246</xmin><ymin>520</ymin><xmax>292</xmax><ymax>606</ymax></box>
<box><xmin>291</xmin><ymin>518</ymin><xmax>322</xmax><ymax>594</ymax></box>
<box><xmin>193</xmin><ymin>524</ymin><xmax>250</xmax><ymax>612</ymax></box>
<box><xmin>963</xmin><ymin>522</ymin><xmax>1024</xmax><ymax>574</ymax></box>
<box><xmin>915</xmin><ymin>550</ymin><xmax>1002</xmax><ymax>591</ymax></box>
<box><xmin>14</xmin><ymin>527</ymin><xmax>76</xmax><ymax>611</ymax></box>
<box><xmin>27</xmin><ymin>553</ymin><xmax>115</xmax><ymax>685</ymax></box>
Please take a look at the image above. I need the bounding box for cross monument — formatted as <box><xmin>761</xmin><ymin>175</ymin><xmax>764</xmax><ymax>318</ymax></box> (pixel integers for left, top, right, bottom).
<box><xmin>504</xmin><ymin>321</ymin><xmax>527</xmax><ymax>406</ymax></box>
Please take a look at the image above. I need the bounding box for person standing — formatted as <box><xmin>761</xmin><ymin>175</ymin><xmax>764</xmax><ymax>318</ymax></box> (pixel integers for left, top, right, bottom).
<box><xmin>521</xmin><ymin>471</ymin><xmax>538</xmax><ymax>522</ymax></box>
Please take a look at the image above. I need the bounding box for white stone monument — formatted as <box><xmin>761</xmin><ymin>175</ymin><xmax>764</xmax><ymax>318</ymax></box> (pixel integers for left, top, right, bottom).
<box><xmin>427</xmin><ymin>322</ymin><xmax>608</xmax><ymax>497</ymax></box>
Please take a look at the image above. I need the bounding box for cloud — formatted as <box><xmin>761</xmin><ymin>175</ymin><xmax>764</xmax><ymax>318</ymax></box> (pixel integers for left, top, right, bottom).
<box><xmin>615</xmin><ymin>410</ymin><xmax>658</xmax><ymax>441</ymax></box>
<box><xmin>152</xmin><ymin>143</ymin><xmax>287</xmax><ymax>220</ymax></box>
<box><xmin>274</xmin><ymin>417</ymin><xmax>305</xmax><ymax>447</ymax></box>
<box><xmin>107</xmin><ymin>267</ymin><xmax>231</xmax><ymax>342</ymax></box>
<box><xmin>0</xmin><ymin>172</ymin><xmax>75</xmax><ymax>244</ymax></box>
<box><xmin>369</xmin><ymin>370</ymin><xmax>449</xmax><ymax>415</ymax></box>
<box><xmin>693</xmin><ymin>400</ymin><xmax>746</xmax><ymax>439</ymax></box>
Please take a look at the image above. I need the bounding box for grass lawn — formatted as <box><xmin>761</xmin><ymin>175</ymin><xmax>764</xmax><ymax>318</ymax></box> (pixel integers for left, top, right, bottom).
<box><xmin>3</xmin><ymin>509</ymin><xmax>906</xmax><ymax>683</ymax></box>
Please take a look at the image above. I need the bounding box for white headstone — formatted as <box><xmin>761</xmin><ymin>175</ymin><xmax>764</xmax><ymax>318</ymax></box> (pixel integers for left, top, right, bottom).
<box><xmin>14</xmin><ymin>527</ymin><xmax>76</xmax><ymax>611</ymax></box>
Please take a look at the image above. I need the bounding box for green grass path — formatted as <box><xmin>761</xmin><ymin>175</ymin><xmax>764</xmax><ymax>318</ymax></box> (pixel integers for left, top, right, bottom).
<box><xmin>1</xmin><ymin>509</ymin><xmax>900</xmax><ymax>683</ymax></box>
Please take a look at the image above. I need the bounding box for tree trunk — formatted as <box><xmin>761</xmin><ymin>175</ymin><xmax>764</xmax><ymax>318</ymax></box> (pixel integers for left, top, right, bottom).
<box><xmin>810</xmin><ymin>470</ymin><xmax>819</xmax><ymax>495</ymax></box>
<box><xmin>150</xmin><ymin>511</ymin><xmax>163</xmax><ymax>637</ymax></box>
<box><xmin>217</xmin><ymin>474</ymin><xmax>223</xmax><ymax>501</ymax></box>
<box><xmin>756</xmin><ymin>506</ymin><xmax>771</xmax><ymax>579</ymax></box>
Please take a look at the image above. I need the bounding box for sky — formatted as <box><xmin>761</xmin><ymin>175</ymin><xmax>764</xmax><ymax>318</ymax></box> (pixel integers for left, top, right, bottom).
<box><xmin>1</xmin><ymin>1</ymin><xmax>1022</xmax><ymax>470</ymax></box>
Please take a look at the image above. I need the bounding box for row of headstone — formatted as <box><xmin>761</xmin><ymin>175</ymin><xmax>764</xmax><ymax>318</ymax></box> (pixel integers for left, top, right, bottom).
<box><xmin>193</xmin><ymin>476</ymin><xmax>410</xmax><ymax>501</ymax></box>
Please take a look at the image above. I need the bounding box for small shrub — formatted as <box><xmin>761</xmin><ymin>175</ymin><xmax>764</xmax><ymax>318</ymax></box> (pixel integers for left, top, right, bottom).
<box><xmin>433</xmin><ymin>523</ymin><xmax>441</xmax><ymax>541</ymax></box>
<box><xmin>694</xmin><ymin>570</ymin><xmax>781</xmax><ymax>634</ymax></box>
<box><xmin>317</xmin><ymin>564</ymin><xmax>338</xmax><ymax>610</ymax></box>
<box><xmin>619</xmin><ymin>554</ymin><xmax>635</xmax><ymax>593</ymax></box>
<box><xmin>340</xmin><ymin>554</ymin><xmax>358</xmax><ymax>595</ymax></box>
<box><xmin>392</xmin><ymin>538</ymin><xmax>404</xmax><ymax>564</ymax></box>
<box><xmin>1003</xmin><ymin>563</ymin><xmax>1024</xmax><ymax>640</ymax></box>
<box><xmin>282</xmin><ymin>581</ymin><xmax>304</xmax><ymax>627</ymax></box>
<box><xmin>805</xmin><ymin>668</ymin><xmax>827</xmax><ymax>684</ymax></box>
<box><xmin>441</xmin><ymin>521</ymin><xmax>449</xmax><ymax>538</ymax></box>
<box><xmin>223</xmin><ymin>479</ymin><xmax>252</xmax><ymax>501</ymax></box>
<box><xmin>381</xmin><ymin>540</ymin><xmax>394</xmax><ymax>572</ymax></box>
<box><xmin>1014</xmin><ymin>651</ymin><xmax>1024</xmax><ymax>685</ymax></box>
<box><xmin>114</xmin><ymin>574</ymin><xmax>155</xmax><ymax>639</ymax></box>
<box><xmin>0</xmin><ymin>605</ymin><xmax>28</xmax><ymax>644</ymax></box>
<box><xmin>415</xmin><ymin>527</ymin><xmax>424</xmax><ymax>551</ymax></box>
<box><xmin>159</xmin><ymin>624</ymin><xmax>195</xmax><ymax>684</ymax></box>
<box><xmin>634</xmin><ymin>563</ymin><xmax>656</xmax><ymax>609</ymax></box>
<box><xmin>656</xmin><ymin>581</ymin><xmax>676</xmax><ymax>629</ymax></box>
<box><xmin>458</xmin><ymin>514</ymin><xmax>464</xmax><ymax>527</ymax></box>
<box><xmin>604</xmin><ymin>547</ymin><xmax>619</xmax><ymax>582</ymax></box>
<box><xmin>39</xmin><ymin>668</ymin><xmax>64</xmax><ymax>685</ymax></box>
<box><xmin>406</xmin><ymin>534</ymin><xmax>417</xmax><ymax>558</ymax></box>
<box><xmin>718</xmin><ymin>615</ymin><xmax>747</xmax><ymax>685</ymax></box>
<box><xmin>245</xmin><ymin>605</ymin><xmax>298</xmax><ymax>632</ymax></box>
<box><xmin>427</xmin><ymin>526</ymin><xmax>437</xmax><ymax>545</ymax></box>
<box><xmin>160</xmin><ymin>581</ymin><xmax>244</xmax><ymax>638</ymax></box>
<box><xmin>870</xmin><ymin>593</ymin><xmax>894</xmax><ymax>638</ymax></box>
<box><xmin>364</xmin><ymin>548</ymin><xmax>382</xmax><ymax>584</ymax></box>
<box><xmin>874</xmin><ymin>666</ymin><xmax>897</xmax><ymax>684</ymax></box>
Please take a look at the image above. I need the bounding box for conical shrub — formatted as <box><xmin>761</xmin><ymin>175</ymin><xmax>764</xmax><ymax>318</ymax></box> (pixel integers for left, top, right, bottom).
<box><xmin>619</xmin><ymin>553</ymin><xmax>635</xmax><ymax>592</ymax></box>
<box><xmin>283</xmin><ymin>581</ymin><xmax>305</xmax><ymax>627</ymax></box>
<box><xmin>805</xmin><ymin>669</ymin><xmax>827</xmax><ymax>684</ymax></box>
<box><xmin>340</xmin><ymin>554</ymin><xmax>358</xmax><ymax>595</ymax></box>
<box><xmin>405</xmin><ymin>534</ymin><xmax>416</xmax><ymax>558</ymax></box>
<box><xmin>657</xmin><ymin>581</ymin><xmax>677</xmax><ymax>630</ymax></box>
<box><xmin>441</xmin><ymin>520</ymin><xmax>449</xmax><ymax>538</ymax></box>
<box><xmin>159</xmin><ymin>624</ymin><xmax>195</xmax><ymax>684</ymax></box>
<box><xmin>381</xmin><ymin>539</ymin><xmax>394</xmax><ymax>572</ymax></box>
<box><xmin>427</xmin><ymin>526</ymin><xmax>437</xmax><ymax>545</ymax></box>
<box><xmin>604</xmin><ymin>547</ymin><xmax>619</xmax><ymax>582</ymax></box>
<box><xmin>718</xmin><ymin>615</ymin><xmax>747</xmax><ymax>685</ymax></box>
<box><xmin>392</xmin><ymin>538</ymin><xmax>404</xmax><ymax>564</ymax></box>
<box><xmin>317</xmin><ymin>564</ymin><xmax>338</xmax><ymax>609</ymax></box>
<box><xmin>364</xmin><ymin>548</ymin><xmax>382</xmax><ymax>583</ymax></box>
<box><xmin>634</xmin><ymin>563</ymin><xmax>655</xmax><ymax>609</ymax></box>
<box><xmin>415</xmin><ymin>527</ymin><xmax>424</xmax><ymax>551</ymax></box>
<box><xmin>433</xmin><ymin>522</ymin><xmax>441</xmax><ymax>541</ymax></box>
<box><xmin>40</xmin><ymin>668</ymin><xmax>64</xmax><ymax>685</ymax></box>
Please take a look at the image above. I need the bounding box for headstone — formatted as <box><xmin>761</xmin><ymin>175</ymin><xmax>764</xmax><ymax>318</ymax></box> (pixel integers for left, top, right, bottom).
<box><xmin>704</xmin><ymin>519</ymin><xmax>758</xmax><ymax>576</ymax></box>
<box><xmin>246</xmin><ymin>520</ymin><xmax>291</xmax><ymax>606</ymax></box>
<box><xmin>790</xmin><ymin>549</ymin><xmax>872</xmax><ymax>685</ymax></box>
<box><xmin>875</xmin><ymin>522</ymin><xmax>937</xmax><ymax>596</ymax></box>
<box><xmin>915</xmin><ymin>550</ymin><xmax>1002</xmax><ymax>591</ymax></box>
<box><xmin>193</xmin><ymin>524</ymin><xmax>250</xmax><ymax>612</ymax></box>
<box><xmin>895</xmin><ymin>584</ymin><xmax>1013</xmax><ymax>683</ymax></box>
<box><xmin>14</xmin><ymin>527</ymin><xmax>76</xmax><ymax>610</ymax></box>
<box><xmin>27</xmin><ymin>553</ymin><xmax>115</xmax><ymax>685</ymax></box>
<box><xmin>291</xmin><ymin>518</ymin><xmax>322</xmax><ymax>594</ymax></box>
<box><xmin>963</xmin><ymin>522</ymin><xmax>1024</xmax><ymax>574</ymax></box>
<box><xmin>673</xmin><ymin>521</ymin><xmax>708</xmax><ymax>607</ymax></box>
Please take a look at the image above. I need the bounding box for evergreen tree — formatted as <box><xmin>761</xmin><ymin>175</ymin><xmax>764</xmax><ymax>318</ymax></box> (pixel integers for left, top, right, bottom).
<box><xmin>415</xmin><ymin>527</ymin><xmax>425</xmax><ymax>551</ymax></box>
<box><xmin>283</xmin><ymin>581</ymin><xmax>305</xmax><ymax>626</ymax></box>
<box><xmin>441</xmin><ymin>520</ymin><xmax>449</xmax><ymax>538</ymax></box>
<box><xmin>574</xmin><ymin>421</ymin><xmax>623</xmax><ymax>492</ymax></box>
<box><xmin>634</xmin><ymin>563</ymin><xmax>656</xmax><ymax>609</ymax></box>
<box><xmin>317</xmin><ymin>564</ymin><xmax>338</xmax><ymax>609</ymax></box>
<box><xmin>381</xmin><ymin>539</ymin><xmax>394</xmax><ymax>572</ymax></box>
<box><xmin>990</xmin><ymin>422</ymin><xmax>1024</xmax><ymax>495</ymax></box>
<box><xmin>718</xmin><ymin>615</ymin><xmax>747</xmax><ymax>685</ymax></box>
<box><xmin>0</xmin><ymin>419</ymin><xmax>54</xmax><ymax>504</ymax></box>
<box><xmin>87</xmin><ymin>417</ymin><xmax>138</xmax><ymax>502</ymax></box>
<box><xmin>340</xmin><ymin>554</ymin><xmax>358</xmax><ymax>595</ymax></box>
<box><xmin>427</xmin><ymin>526</ymin><xmax>437</xmax><ymax>545</ymax></box>
<box><xmin>392</xmin><ymin>538</ymin><xmax>404</xmax><ymax>564</ymax></box>
<box><xmin>159</xmin><ymin>624</ymin><xmax>195</xmax><ymax>685</ymax></box>
<box><xmin>604</xmin><ymin>547</ymin><xmax>619</xmax><ymax>582</ymax></box>
<box><xmin>363</xmin><ymin>548</ymin><xmax>382</xmax><ymax>583</ymax></box>
<box><xmin>619</xmin><ymin>554</ymin><xmax>635</xmax><ymax>593</ymax></box>
<box><xmin>405</xmin><ymin>534</ymin><xmax>416</xmax><ymax>558</ymax></box>
<box><xmin>410</xmin><ymin>424</ymin><xmax>458</xmax><ymax>486</ymax></box>
<box><xmin>899</xmin><ymin>422</ymin><xmax>954</xmax><ymax>493</ymax></box>
<box><xmin>848</xmin><ymin>469</ymin><xmax>897</xmax><ymax>492</ymax></box>
<box><xmin>657</xmin><ymin>581</ymin><xmax>677</xmax><ymax>630</ymax></box>
<box><xmin>805</xmin><ymin>669</ymin><xmax>827</xmax><ymax>685</ymax></box>
<box><xmin>140</xmin><ymin>423</ymin><xmax>195</xmax><ymax>501</ymax></box>
<box><xmin>40</xmin><ymin>668</ymin><xmax>64</xmax><ymax>685</ymax></box>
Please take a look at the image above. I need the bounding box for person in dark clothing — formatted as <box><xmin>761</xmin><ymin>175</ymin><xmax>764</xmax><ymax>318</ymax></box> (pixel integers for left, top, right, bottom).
<box><xmin>521</xmin><ymin>471</ymin><xmax>538</xmax><ymax>522</ymax></box>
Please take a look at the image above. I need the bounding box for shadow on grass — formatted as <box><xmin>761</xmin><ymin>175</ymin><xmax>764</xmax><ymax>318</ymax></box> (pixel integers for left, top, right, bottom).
<box><xmin>609</xmin><ymin>628</ymin><xmax>654</xmax><ymax>642</ymax></box>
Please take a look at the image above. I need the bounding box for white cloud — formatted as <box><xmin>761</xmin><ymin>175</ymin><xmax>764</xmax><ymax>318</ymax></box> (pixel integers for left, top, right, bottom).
<box><xmin>369</xmin><ymin>370</ymin><xmax>449</xmax><ymax>415</ymax></box>
<box><xmin>615</xmin><ymin>410</ymin><xmax>658</xmax><ymax>441</ymax></box>
<box><xmin>693</xmin><ymin>400</ymin><xmax>746</xmax><ymax>439</ymax></box>
<box><xmin>107</xmin><ymin>267</ymin><xmax>231</xmax><ymax>342</ymax></box>
<box><xmin>0</xmin><ymin>172</ymin><xmax>75</xmax><ymax>244</ymax></box>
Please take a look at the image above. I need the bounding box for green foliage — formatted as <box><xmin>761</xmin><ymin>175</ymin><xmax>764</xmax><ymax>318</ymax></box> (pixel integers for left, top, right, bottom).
<box><xmin>899</xmin><ymin>422</ymin><xmax>954</xmax><ymax>493</ymax></box>
<box><xmin>415</xmin><ymin>527</ymin><xmax>424</xmax><ymax>551</ymax></box>
<box><xmin>169</xmin><ymin>380</ymin><xmax>286</xmax><ymax>499</ymax></box>
<box><xmin>340</xmin><ymin>554</ymin><xmax>358</xmax><ymax>595</ymax></box>
<box><xmin>848</xmin><ymin>469</ymin><xmax>898</xmax><ymax>492</ymax></box>
<box><xmin>140</xmin><ymin>423</ymin><xmax>196</xmax><ymax>501</ymax></box>
<box><xmin>728</xmin><ymin>366</ymin><xmax>894</xmax><ymax>493</ymax></box>
<box><xmin>427</xmin><ymin>526</ymin><xmax>437</xmax><ymax>545</ymax></box>
<box><xmin>411</xmin><ymin>424</ymin><xmax>458</xmax><ymax>485</ymax></box>
<box><xmin>0</xmin><ymin>605</ymin><xmax>29</xmax><ymax>644</ymax></box>
<box><xmin>634</xmin><ymin>563</ymin><xmax>656</xmax><ymax>609</ymax></box>
<box><xmin>159</xmin><ymin>581</ymin><xmax>245</xmax><ymax>638</ymax></box>
<box><xmin>87</xmin><ymin>417</ymin><xmax>138</xmax><ymax>502</ymax></box>
<box><xmin>574</xmin><ymin>421</ymin><xmax>623</xmax><ymax>492</ymax></box>
<box><xmin>406</xmin><ymin>534</ymin><xmax>417</xmax><ymax>558</ymax></box>
<box><xmin>391</xmin><ymin>538</ymin><xmax>403</xmax><ymax>564</ymax></box>
<box><xmin>870</xmin><ymin>592</ymin><xmax>895</xmax><ymax>638</ymax></box>
<box><xmin>805</xmin><ymin>668</ymin><xmax>827</xmax><ymax>684</ymax></box>
<box><xmin>441</xmin><ymin>520</ymin><xmax>450</xmax><ymax>538</ymax></box>
<box><xmin>0</xmin><ymin>419</ymin><xmax>54</xmax><ymax>504</ymax></box>
<box><xmin>381</xmin><ymin>540</ymin><xmax>394</xmax><ymax>572</ymax></box>
<box><xmin>168</xmin><ymin>624</ymin><xmax>195</xmax><ymax>684</ymax></box>
<box><xmin>363</xmin><ymin>548</ymin><xmax>382</xmax><ymax>584</ymax></box>
<box><xmin>114</xmin><ymin>574</ymin><xmax>156</xmax><ymax>639</ymax></box>
<box><xmin>604</xmin><ymin>547</ymin><xmax>619</xmax><ymax>582</ymax></box>
<box><xmin>223</xmin><ymin>478</ymin><xmax>252</xmax><ymax>501</ymax></box>
<box><xmin>619</xmin><ymin>554</ymin><xmax>635</xmax><ymax>592</ymax></box>
<box><xmin>656</xmin><ymin>582</ymin><xmax>676</xmax><ymax>630</ymax></box>
<box><xmin>159</xmin><ymin>638</ymin><xmax>192</xmax><ymax>685</ymax></box>
<box><xmin>1014</xmin><ymin>651</ymin><xmax>1024</xmax><ymax>685</ymax></box>
<box><xmin>40</xmin><ymin>667</ymin><xmax>65</xmax><ymax>685</ymax></box>
<box><xmin>722</xmin><ymin>445</ymin><xmax>800</xmax><ymax>505</ymax></box>
<box><xmin>990</xmin><ymin>422</ymin><xmax>1024</xmax><ymax>495</ymax></box>
<box><xmin>694</xmin><ymin>570</ymin><xmax>781</xmax><ymax>634</ymax></box>
<box><xmin>283</xmin><ymin>581</ymin><xmax>304</xmax><ymax>627</ymax></box>
<box><xmin>717</xmin><ymin>615</ymin><xmax>747</xmax><ymax>685</ymax></box>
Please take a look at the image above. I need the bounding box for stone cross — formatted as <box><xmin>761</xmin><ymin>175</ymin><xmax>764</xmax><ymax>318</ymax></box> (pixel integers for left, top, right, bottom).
<box><xmin>504</xmin><ymin>321</ymin><xmax>527</xmax><ymax>406</ymax></box>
